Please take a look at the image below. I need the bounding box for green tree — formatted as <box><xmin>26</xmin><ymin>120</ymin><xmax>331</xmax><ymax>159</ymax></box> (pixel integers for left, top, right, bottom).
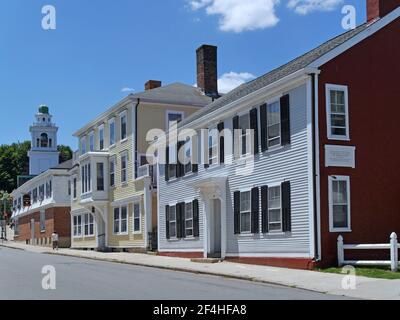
<box><xmin>0</xmin><ymin>191</ymin><xmax>12</xmax><ymax>220</ymax></box>
<box><xmin>58</xmin><ymin>145</ymin><xmax>73</xmax><ymax>164</ymax></box>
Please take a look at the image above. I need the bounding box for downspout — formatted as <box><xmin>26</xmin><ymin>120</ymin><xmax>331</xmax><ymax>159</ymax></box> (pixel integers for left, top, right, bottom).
<box><xmin>311</xmin><ymin>73</ymin><xmax>320</xmax><ymax>261</ymax></box>
<box><xmin>134</xmin><ymin>98</ymin><xmax>140</xmax><ymax>179</ymax></box>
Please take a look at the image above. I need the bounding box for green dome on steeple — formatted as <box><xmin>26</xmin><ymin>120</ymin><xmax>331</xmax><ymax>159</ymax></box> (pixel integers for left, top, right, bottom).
<box><xmin>38</xmin><ymin>105</ymin><xmax>49</xmax><ymax>114</ymax></box>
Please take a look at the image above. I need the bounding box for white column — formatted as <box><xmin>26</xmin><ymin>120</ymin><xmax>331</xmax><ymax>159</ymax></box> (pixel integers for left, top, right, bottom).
<box><xmin>390</xmin><ymin>232</ymin><xmax>398</xmax><ymax>272</ymax></box>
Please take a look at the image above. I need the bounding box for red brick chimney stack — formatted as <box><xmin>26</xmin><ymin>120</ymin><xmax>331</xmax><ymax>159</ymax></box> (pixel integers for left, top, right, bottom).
<box><xmin>145</xmin><ymin>80</ymin><xmax>162</xmax><ymax>91</ymax></box>
<box><xmin>196</xmin><ymin>45</ymin><xmax>219</xmax><ymax>99</ymax></box>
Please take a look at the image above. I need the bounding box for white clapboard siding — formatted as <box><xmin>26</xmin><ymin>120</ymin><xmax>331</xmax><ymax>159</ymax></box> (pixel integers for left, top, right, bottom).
<box><xmin>158</xmin><ymin>83</ymin><xmax>312</xmax><ymax>256</ymax></box>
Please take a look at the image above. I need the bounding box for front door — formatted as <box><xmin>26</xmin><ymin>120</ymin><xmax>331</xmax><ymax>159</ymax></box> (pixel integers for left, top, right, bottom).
<box><xmin>209</xmin><ymin>199</ymin><xmax>221</xmax><ymax>258</ymax></box>
<box><xmin>30</xmin><ymin>219</ymin><xmax>35</xmax><ymax>245</ymax></box>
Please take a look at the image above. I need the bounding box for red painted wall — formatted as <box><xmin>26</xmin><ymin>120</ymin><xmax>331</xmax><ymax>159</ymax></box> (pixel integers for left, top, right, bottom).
<box><xmin>318</xmin><ymin>18</ymin><xmax>400</xmax><ymax>267</ymax></box>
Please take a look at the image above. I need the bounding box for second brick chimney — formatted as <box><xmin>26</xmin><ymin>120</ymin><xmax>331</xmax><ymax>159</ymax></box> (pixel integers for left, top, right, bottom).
<box><xmin>145</xmin><ymin>80</ymin><xmax>162</xmax><ymax>91</ymax></box>
<box><xmin>367</xmin><ymin>0</ymin><xmax>400</xmax><ymax>22</ymax></box>
<box><xmin>196</xmin><ymin>45</ymin><xmax>219</xmax><ymax>99</ymax></box>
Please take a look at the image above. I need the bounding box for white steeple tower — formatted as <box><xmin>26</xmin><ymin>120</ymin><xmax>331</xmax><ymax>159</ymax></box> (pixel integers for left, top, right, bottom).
<box><xmin>28</xmin><ymin>105</ymin><xmax>60</xmax><ymax>175</ymax></box>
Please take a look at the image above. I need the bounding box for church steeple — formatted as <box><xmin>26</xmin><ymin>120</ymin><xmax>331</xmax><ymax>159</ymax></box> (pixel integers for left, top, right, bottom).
<box><xmin>28</xmin><ymin>105</ymin><xmax>60</xmax><ymax>175</ymax></box>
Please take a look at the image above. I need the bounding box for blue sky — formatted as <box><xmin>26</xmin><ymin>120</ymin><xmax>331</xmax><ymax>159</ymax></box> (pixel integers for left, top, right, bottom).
<box><xmin>0</xmin><ymin>0</ymin><xmax>365</xmax><ymax>149</ymax></box>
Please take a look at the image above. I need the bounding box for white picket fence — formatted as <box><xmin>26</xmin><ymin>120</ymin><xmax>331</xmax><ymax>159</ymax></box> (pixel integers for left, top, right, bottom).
<box><xmin>337</xmin><ymin>233</ymin><xmax>399</xmax><ymax>272</ymax></box>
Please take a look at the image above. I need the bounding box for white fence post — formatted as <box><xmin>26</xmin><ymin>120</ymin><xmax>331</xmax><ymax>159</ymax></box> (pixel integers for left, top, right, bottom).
<box><xmin>390</xmin><ymin>232</ymin><xmax>398</xmax><ymax>272</ymax></box>
<box><xmin>337</xmin><ymin>235</ymin><xmax>344</xmax><ymax>267</ymax></box>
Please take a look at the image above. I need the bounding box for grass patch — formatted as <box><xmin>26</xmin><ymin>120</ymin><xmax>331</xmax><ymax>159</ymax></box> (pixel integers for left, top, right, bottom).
<box><xmin>318</xmin><ymin>266</ymin><xmax>400</xmax><ymax>280</ymax></box>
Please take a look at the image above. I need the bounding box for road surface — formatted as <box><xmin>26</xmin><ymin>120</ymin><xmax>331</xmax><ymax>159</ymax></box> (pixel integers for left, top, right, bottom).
<box><xmin>0</xmin><ymin>246</ymin><xmax>349</xmax><ymax>300</ymax></box>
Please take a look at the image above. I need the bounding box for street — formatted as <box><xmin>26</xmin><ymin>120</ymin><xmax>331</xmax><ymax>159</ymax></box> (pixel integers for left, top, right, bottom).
<box><xmin>0</xmin><ymin>247</ymin><xmax>350</xmax><ymax>300</ymax></box>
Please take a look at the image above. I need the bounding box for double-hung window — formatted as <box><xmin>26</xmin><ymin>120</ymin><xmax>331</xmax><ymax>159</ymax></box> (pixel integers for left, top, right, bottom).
<box><xmin>121</xmin><ymin>152</ymin><xmax>128</xmax><ymax>183</ymax></box>
<box><xmin>238</xmin><ymin>113</ymin><xmax>251</xmax><ymax>157</ymax></box>
<box><xmin>167</xmin><ymin>111</ymin><xmax>183</xmax><ymax>130</ymax></box>
<box><xmin>240</xmin><ymin>191</ymin><xmax>251</xmax><ymax>233</ymax></box>
<box><xmin>110</xmin><ymin>157</ymin><xmax>116</xmax><ymax>187</ymax></box>
<box><xmin>81</xmin><ymin>163</ymin><xmax>91</xmax><ymax>194</ymax></box>
<box><xmin>267</xmin><ymin>101</ymin><xmax>281</xmax><ymax>148</ymax></box>
<box><xmin>268</xmin><ymin>186</ymin><xmax>282</xmax><ymax>232</ymax></box>
<box><xmin>89</xmin><ymin>132</ymin><xmax>95</xmax><ymax>152</ymax></box>
<box><xmin>84</xmin><ymin>213</ymin><xmax>94</xmax><ymax>236</ymax></box>
<box><xmin>133</xmin><ymin>203</ymin><xmax>141</xmax><ymax>233</ymax></box>
<box><xmin>185</xmin><ymin>202</ymin><xmax>193</xmax><ymax>237</ymax></box>
<box><xmin>80</xmin><ymin>136</ymin><xmax>87</xmax><ymax>155</ymax></box>
<box><xmin>109</xmin><ymin>118</ymin><xmax>116</xmax><ymax>146</ymax></box>
<box><xmin>120</xmin><ymin>112</ymin><xmax>127</xmax><ymax>141</ymax></box>
<box><xmin>208</xmin><ymin>128</ymin><xmax>219</xmax><ymax>166</ymax></box>
<box><xmin>169</xmin><ymin>206</ymin><xmax>177</xmax><ymax>238</ymax></box>
<box><xmin>329</xmin><ymin>176</ymin><xmax>351</xmax><ymax>232</ymax></box>
<box><xmin>98</xmin><ymin>125</ymin><xmax>105</xmax><ymax>150</ymax></box>
<box><xmin>168</xmin><ymin>145</ymin><xmax>177</xmax><ymax>179</ymax></box>
<box><xmin>96</xmin><ymin>163</ymin><xmax>104</xmax><ymax>191</ymax></box>
<box><xmin>73</xmin><ymin>215</ymin><xmax>82</xmax><ymax>237</ymax></box>
<box><xmin>113</xmin><ymin>206</ymin><xmax>128</xmax><ymax>234</ymax></box>
<box><xmin>326</xmin><ymin>84</ymin><xmax>349</xmax><ymax>140</ymax></box>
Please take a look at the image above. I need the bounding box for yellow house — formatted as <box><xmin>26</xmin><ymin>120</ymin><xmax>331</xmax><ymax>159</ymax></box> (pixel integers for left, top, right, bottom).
<box><xmin>69</xmin><ymin>81</ymin><xmax>211</xmax><ymax>251</ymax></box>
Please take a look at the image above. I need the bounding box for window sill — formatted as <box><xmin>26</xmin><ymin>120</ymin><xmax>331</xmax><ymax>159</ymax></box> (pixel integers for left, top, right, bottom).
<box><xmin>167</xmin><ymin>238</ymin><xmax>180</xmax><ymax>242</ymax></box>
<box><xmin>133</xmin><ymin>231</ymin><xmax>142</xmax><ymax>235</ymax></box>
<box><xmin>113</xmin><ymin>232</ymin><xmax>129</xmax><ymax>236</ymax></box>
<box><xmin>237</xmin><ymin>233</ymin><xmax>254</xmax><ymax>238</ymax></box>
<box><xmin>183</xmin><ymin>236</ymin><xmax>198</xmax><ymax>241</ymax></box>
<box><xmin>40</xmin><ymin>230</ymin><xmax>46</xmax><ymax>234</ymax></box>
<box><xmin>109</xmin><ymin>144</ymin><xmax>116</xmax><ymax>150</ymax></box>
<box><xmin>120</xmin><ymin>138</ymin><xmax>128</xmax><ymax>144</ymax></box>
<box><xmin>327</xmin><ymin>136</ymin><xmax>350</xmax><ymax>142</ymax></box>
<box><xmin>330</xmin><ymin>228</ymin><xmax>352</xmax><ymax>233</ymax></box>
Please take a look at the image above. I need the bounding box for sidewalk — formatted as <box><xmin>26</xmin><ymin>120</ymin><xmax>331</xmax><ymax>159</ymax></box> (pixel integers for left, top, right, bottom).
<box><xmin>1</xmin><ymin>241</ymin><xmax>400</xmax><ymax>300</ymax></box>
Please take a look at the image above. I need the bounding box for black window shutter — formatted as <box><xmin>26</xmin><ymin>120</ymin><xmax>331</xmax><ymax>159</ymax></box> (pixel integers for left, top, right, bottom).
<box><xmin>260</xmin><ymin>103</ymin><xmax>268</xmax><ymax>152</ymax></box>
<box><xmin>165</xmin><ymin>146</ymin><xmax>170</xmax><ymax>181</ymax></box>
<box><xmin>233</xmin><ymin>116</ymin><xmax>239</xmax><ymax>158</ymax></box>
<box><xmin>280</xmin><ymin>94</ymin><xmax>291</xmax><ymax>146</ymax></box>
<box><xmin>193</xmin><ymin>199</ymin><xmax>200</xmax><ymax>237</ymax></box>
<box><xmin>250</xmin><ymin>108</ymin><xmax>259</xmax><ymax>154</ymax></box>
<box><xmin>218</xmin><ymin>122</ymin><xmax>225</xmax><ymax>164</ymax></box>
<box><xmin>165</xmin><ymin>205</ymin><xmax>170</xmax><ymax>239</ymax></box>
<box><xmin>180</xmin><ymin>202</ymin><xmax>186</xmax><ymax>238</ymax></box>
<box><xmin>261</xmin><ymin>186</ymin><xmax>269</xmax><ymax>233</ymax></box>
<box><xmin>234</xmin><ymin>191</ymin><xmax>241</xmax><ymax>234</ymax></box>
<box><xmin>251</xmin><ymin>187</ymin><xmax>260</xmax><ymax>234</ymax></box>
<box><xmin>176</xmin><ymin>203</ymin><xmax>183</xmax><ymax>238</ymax></box>
<box><xmin>282</xmin><ymin>181</ymin><xmax>291</xmax><ymax>232</ymax></box>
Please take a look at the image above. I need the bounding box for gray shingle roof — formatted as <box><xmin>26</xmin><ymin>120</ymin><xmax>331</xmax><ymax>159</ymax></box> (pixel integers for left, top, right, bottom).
<box><xmin>179</xmin><ymin>23</ymin><xmax>369</xmax><ymax>127</ymax></box>
<box><xmin>130</xmin><ymin>82</ymin><xmax>212</xmax><ymax>107</ymax></box>
<box><xmin>51</xmin><ymin>159</ymin><xmax>73</xmax><ymax>170</ymax></box>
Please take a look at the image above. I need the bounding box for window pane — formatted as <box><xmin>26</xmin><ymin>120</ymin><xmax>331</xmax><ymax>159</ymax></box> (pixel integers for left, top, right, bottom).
<box><xmin>269</xmin><ymin>209</ymin><xmax>281</xmax><ymax>223</ymax></box>
<box><xmin>240</xmin><ymin>212</ymin><xmax>251</xmax><ymax>233</ymax></box>
<box><xmin>269</xmin><ymin>223</ymin><xmax>282</xmax><ymax>231</ymax></box>
<box><xmin>333</xmin><ymin>181</ymin><xmax>347</xmax><ymax>204</ymax></box>
<box><xmin>240</xmin><ymin>192</ymin><xmax>251</xmax><ymax>212</ymax></box>
<box><xmin>331</xmin><ymin>114</ymin><xmax>346</xmax><ymax>127</ymax></box>
<box><xmin>268</xmin><ymin>187</ymin><xmax>281</xmax><ymax>209</ymax></box>
<box><xmin>267</xmin><ymin>102</ymin><xmax>280</xmax><ymax>126</ymax></box>
<box><xmin>170</xmin><ymin>222</ymin><xmax>176</xmax><ymax>238</ymax></box>
<box><xmin>333</xmin><ymin>205</ymin><xmax>348</xmax><ymax>228</ymax></box>
<box><xmin>169</xmin><ymin>207</ymin><xmax>176</xmax><ymax>221</ymax></box>
<box><xmin>121</xmin><ymin>206</ymin><xmax>127</xmax><ymax>219</ymax></box>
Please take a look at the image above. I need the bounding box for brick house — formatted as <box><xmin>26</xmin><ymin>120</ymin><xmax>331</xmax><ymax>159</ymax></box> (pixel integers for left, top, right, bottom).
<box><xmin>156</xmin><ymin>0</ymin><xmax>400</xmax><ymax>269</ymax></box>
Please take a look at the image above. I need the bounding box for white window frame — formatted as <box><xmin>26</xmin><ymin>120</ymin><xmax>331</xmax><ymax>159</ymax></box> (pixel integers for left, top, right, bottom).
<box><xmin>73</xmin><ymin>177</ymin><xmax>77</xmax><ymax>200</ymax></box>
<box><xmin>80</xmin><ymin>136</ymin><xmax>87</xmax><ymax>155</ymax></box>
<box><xmin>266</xmin><ymin>98</ymin><xmax>282</xmax><ymax>149</ymax></box>
<box><xmin>98</xmin><ymin>124</ymin><xmax>105</xmax><ymax>150</ymax></box>
<box><xmin>208</xmin><ymin>127</ymin><xmax>219</xmax><ymax>167</ymax></box>
<box><xmin>326</xmin><ymin>84</ymin><xmax>350</xmax><ymax>141</ymax></box>
<box><xmin>166</xmin><ymin>110</ymin><xmax>184</xmax><ymax>130</ymax></box>
<box><xmin>110</xmin><ymin>157</ymin><xmax>116</xmax><ymax>187</ymax></box>
<box><xmin>239</xmin><ymin>189</ymin><xmax>252</xmax><ymax>234</ymax></box>
<box><xmin>183</xmin><ymin>137</ymin><xmax>193</xmax><ymax>175</ymax></box>
<box><xmin>328</xmin><ymin>175</ymin><xmax>351</xmax><ymax>233</ymax></box>
<box><xmin>84</xmin><ymin>213</ymin><xmax>95</xmax><ymax>237</ymax></box>
<box><xmin>73</xmin><ymin>214</ymin><xmax>82</xmax><ymax>238</ymax></box>
<box><xmin>113</xmin><ymin>206</ymin><xmax>128</xmax><ymax>235</ymax></box>
<box><xmin>237</xmin><ymin>111</ymin><xmax>252</xmax><ymax>158</ymax></box>
<box><xmin>81</xmin><ymin>163</ymin><xmax>92</xmax><ymax>195</ymax></box>
<box><xmin>267</xmin><ymin>183</ymin><xmax>283</xmax><ymax>233</ymax></box>
<box><xmin>168</xmin><ymin>205</ymin><xmax>177</xmax><ymax>239</ymax></box>
<box><xmin>120</xmin><ymin>111</ymin><xmax>128</xmax><ymax>142</ymax></box>
<box><xmin>184</xmin><ymin>202</ymin><xmax>194</xmax><ymax>238</ymax></box>
<box><xmin>120</xmin><ymin>152</ymin><xmax>128</xmax><ymax>184</ymax></box>
<box><xmin>108</xmin><ymin>118</ymin><xmax>116</xmax><ymax>147</ymax></box>
<box><xmin>133</xmin><ymin>202</ymin><xmax>141</xmax><ymax>234</ymax></box>
<box><xmin>89</xmin><ymin>131</ymin><xmax>95</xmax><ymax>152</ymax></box>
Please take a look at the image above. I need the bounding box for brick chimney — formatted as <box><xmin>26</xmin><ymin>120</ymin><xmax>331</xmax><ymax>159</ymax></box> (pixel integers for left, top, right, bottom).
<box><xmin>145</xmin><ymin>80</ymin><xmax>162</xmax><ymax>91</ymax></box>
<box><xmin>196</xmin><ymin>45</ymin><xmax>219</xmax><ymax>99</ymax></box>
<box><xmin>367</xmin><ymin>0</ymin><xmax>400</xmax><ymax>22</ymax></box>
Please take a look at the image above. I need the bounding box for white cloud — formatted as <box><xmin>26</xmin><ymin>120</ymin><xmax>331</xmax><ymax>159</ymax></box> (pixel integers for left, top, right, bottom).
<box><xmin>189</xmin><ymin>0</ymin><xmax>280</xmax><ymax>33</ymax></box>
<box><xmin>121</xmin><ymin>87</ymin><xmax>135</xmax><ymax>93</ymax></box>
<box><xmin>218</xmin><ymin>72</ymin><xmax>256</xmax><ymax>93</ymax></box>
<box><xmin>287</xmin><ymin>0</ymin><xmax>343</xmax><ymax>15</ymax></box>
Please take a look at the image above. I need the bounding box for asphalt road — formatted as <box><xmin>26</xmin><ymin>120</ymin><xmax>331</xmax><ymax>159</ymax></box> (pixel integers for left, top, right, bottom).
<box><xmin>0</xmin><ymin>247</ymin><xmax>349</xmax><ymax>300</ymax></box>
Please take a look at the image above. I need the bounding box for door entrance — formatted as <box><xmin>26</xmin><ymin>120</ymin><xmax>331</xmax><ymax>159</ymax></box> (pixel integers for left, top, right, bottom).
<box><xmin>208</xmin><ymin>199</ymin><xmax>222</xmax><ymax>258</ymax></box>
